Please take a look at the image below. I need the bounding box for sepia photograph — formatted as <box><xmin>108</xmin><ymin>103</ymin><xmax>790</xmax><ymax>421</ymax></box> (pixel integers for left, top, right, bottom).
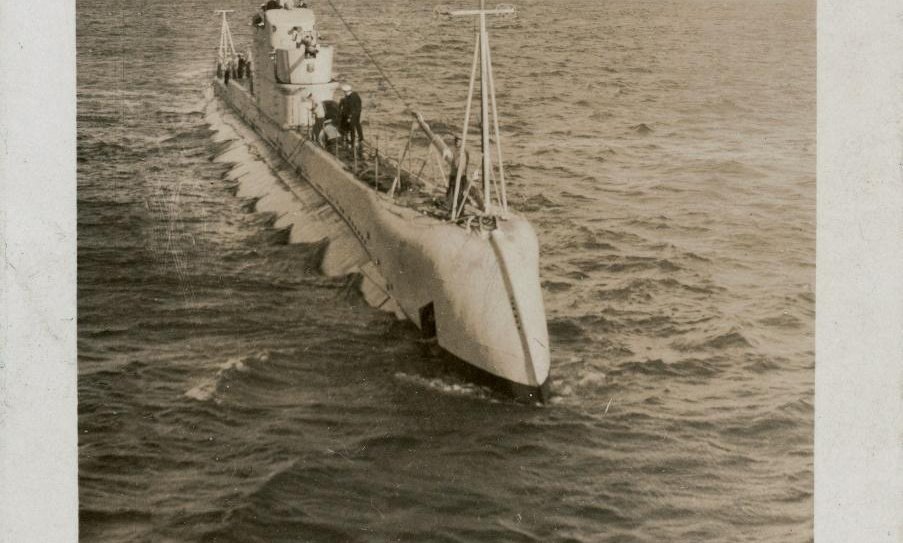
<box><xmin>20</xmin><ymin>0</ymin><xmax>903</xmax><ymax>541</ymax></box>
<box><xmin>72</xmin><ymin>0</ymin><xmax>819</xmax><ymax>541</ymax></box>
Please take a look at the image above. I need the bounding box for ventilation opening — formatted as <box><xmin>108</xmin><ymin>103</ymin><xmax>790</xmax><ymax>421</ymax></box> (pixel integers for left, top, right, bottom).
<box><xmin>419</xmin><ymin>302</ymin><xmax>437</xmax><ymax>339</ymax></box>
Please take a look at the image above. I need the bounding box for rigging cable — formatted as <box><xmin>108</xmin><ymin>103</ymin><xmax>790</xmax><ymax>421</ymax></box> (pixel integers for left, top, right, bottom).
<box><xmin>322</xmin><ymin>0</ymin><xmax>414</xmax><ymax>111</ymax></box>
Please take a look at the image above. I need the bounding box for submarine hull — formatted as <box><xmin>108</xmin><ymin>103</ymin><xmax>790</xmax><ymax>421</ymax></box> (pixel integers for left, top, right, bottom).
<box><xmin>214</xmin><ymin>79</ymin><xmax>551</xmax><ymax>400</ymax></box>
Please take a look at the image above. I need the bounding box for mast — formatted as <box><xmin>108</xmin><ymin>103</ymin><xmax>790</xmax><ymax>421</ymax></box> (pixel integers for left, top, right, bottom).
<box><xmin>479</xmin><ymin>0</ymin><xmax>491</xmax><ymax>213</ymax></box>
<box><xmin>448</xmin><ymin>2</ymin><xmax>514</xmax><ymax>216</ymax></box>
<box><xmin>215</xmin><ymin>10</ymin><xmax>237</xmax><ymax>64</ymax></box>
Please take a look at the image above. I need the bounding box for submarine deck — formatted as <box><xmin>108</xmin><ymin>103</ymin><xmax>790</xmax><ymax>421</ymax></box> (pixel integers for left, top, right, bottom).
<box><xmin>222</xmin><ymin>77</ymin><xmax>499</xmax><ymax>232</ymax></box>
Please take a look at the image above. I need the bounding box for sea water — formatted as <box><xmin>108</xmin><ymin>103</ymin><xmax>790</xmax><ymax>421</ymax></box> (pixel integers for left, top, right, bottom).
<box><xmin>78</xmin><ymin>0</ymin><xmax>814</xmax><ymax>540</ymax></box>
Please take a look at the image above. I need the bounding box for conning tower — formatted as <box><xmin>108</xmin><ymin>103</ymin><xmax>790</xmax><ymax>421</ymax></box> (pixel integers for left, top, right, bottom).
<box><xmin>252</xmin><ymin>6</ymin><xmax>338</xmax><ymax>128</ymax></box>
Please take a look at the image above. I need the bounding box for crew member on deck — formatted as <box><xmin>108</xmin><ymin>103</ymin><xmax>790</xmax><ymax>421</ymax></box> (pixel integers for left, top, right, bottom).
<box><xmin>444</xmin><ymin>135</ymin><xmax>470</xmax><ymax>213</ymax></box>
<box><xmin>339</xmin><ymin>84</ymin><xmax>363</xmax><ymax>150</ymax></box>
<box><xmin>306</xmin><ymin>91</ymin><xmax>326</xmax><ymax>134</ymax></box>
<box><xmin>318</xmin><ymin>119</ymin><xmax>341</xmax><ymax>153</ymax></box>
<box><xmin>246</xmin><ymin>53</ymin><xmax>254</xmax><ymax>93</ymax></box>
<box><xmin>236</xmin><ymin>53</ymin><xmax>246</xmax><ymax>79</ymax></box>
<box><xmin>223</xmin><ymin>57</ymin><xmax>233</xmax><ymax>85</ymax></box>
<box><xmin>301</xmin><ymin>34</ymin><xmax>319</xmax><ymax>57</ymax></box>
<box><xmin>289</xmin><ymin>27</ymin><xmax>304</xmax><ymax>49</ymax></box>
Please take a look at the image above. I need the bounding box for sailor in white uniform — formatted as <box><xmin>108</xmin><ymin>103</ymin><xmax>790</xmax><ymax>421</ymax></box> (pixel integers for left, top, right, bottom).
<box><xmin>305</xmin><ymin>91</ymin><xmax>326</xmax><ymax>133</ymax></box>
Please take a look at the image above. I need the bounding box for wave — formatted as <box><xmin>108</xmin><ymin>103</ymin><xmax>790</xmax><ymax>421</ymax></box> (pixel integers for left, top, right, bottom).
<box><xmin>701</xmin><ymin>331</ymin><xmax>754</xmax><ymax>350</ymax></box>
<box><xmin>77</xmin><ymin>137</ymin><xmax>147</xmax><ymax>162</ymax></box>
<box><xmin>559</xmin><ymin>190</ymin><xmax>596</xmax><ymax>202</ymax></box>
<box><xmin>569</xmin><ymin>256</ymin><xmax>681</xmax><ymax>274</ymax></box>
<box><xmin>159</xmin><ymin>126</ymin><xmax>214</xmax><ymax>146</ymax></box>
<box><xmin>609</xmin><ymin>357</ymin><xmax>723</xmax><ymax>379</ymax></box>
<box><xmin>547</xmin><ymin>318</ymin><xmax>590</xmax><ymax>342</ymax></box>
<box><xmin>580</xmin><ymin>240</ymin><xmax>618</xmax><ymax>251</ymax></box>
<box><xmin>184</xmin><ymin>355</ymin><xmax>253</xmax><ymax>402</ymax></box>
<box><xmin>80</xmin><ymin>508</ymin><xmax>154</xmax><ymax>526</ymax></box>
<box><xmin>520</xmin><ymin>193</ymin><xmax>562</xmax><ymax>212</ymax></box>
<box><xmin>776</xmin><ymin>397</ymin><xmax>813</xmax><ymax>418</ymax></box>
<box><xmin>355</xmin><ymin>433</ymin><xmax>421</xmax><ymax>452</ymax></box>
<box><xmin>657</xmin><ymin>277</ymin><xmax>718</xmax><ymax>294</ymax></box>
<box><xmin>589</xmin><ymin>110</ymin><xmax>615</xmax><ymax>122</ymax></box>
<box><xmin>393</xmin><ymin>372</ymin><xmax>497</xmax><ymax>401</ymax></box>
<box><xmin>584</xmin><ymin>277</ymin><xmax>715</xmax><ymax>304</ymax></box>
<box><xmin>672</xmin><ymin>330</ymin><xmax>753</xmax><ymax>353</ymax></box>
<box><xmin>757</xmin><ymin>313</ymin><xmax>802</xmax><ymax>329</ymax></box>
<box><xmin>723</xmin><ymin>414</ymin><xmax>800</xmax><ymax>439</ymax></box>
<box><xmin>743</xmin><ymin>356</ymin><xmax>781</xmax><ymax>374</ymax></box>
<box><xmin>541</xmin><ymin>280</ymin><xmax>573</xmax><ymax>293</ymax></box>
<box><xmin>665</xmin><ymin>158</ymin><xmax>767</xmax><ymax>179</ymax></box>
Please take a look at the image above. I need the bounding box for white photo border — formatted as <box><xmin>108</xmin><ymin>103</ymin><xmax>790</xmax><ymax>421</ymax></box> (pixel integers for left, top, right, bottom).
<box><xmin>1</xmin><ymin>0</ymin><xmax>901</xmax><ymax>541</ymax></box>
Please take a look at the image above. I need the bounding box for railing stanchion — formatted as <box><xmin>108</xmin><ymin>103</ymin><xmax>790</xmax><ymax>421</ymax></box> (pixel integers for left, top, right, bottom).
<box><xmin>390</xmin><ymin>124</ymin><xmax>417</xmax><ymax>198</ymax></box>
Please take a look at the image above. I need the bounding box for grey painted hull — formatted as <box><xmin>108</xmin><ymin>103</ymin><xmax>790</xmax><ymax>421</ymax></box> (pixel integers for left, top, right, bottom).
<box><xmin>215</xmin><ymin>80</ymin><xmax>550</xmax><ymax>400</ymax></box>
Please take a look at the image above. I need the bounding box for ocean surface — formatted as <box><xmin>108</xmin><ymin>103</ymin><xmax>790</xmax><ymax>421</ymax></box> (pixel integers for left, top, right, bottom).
<box><xmin>77</xmin><ymin>0</ymin><xmax>815</xmax><ymax>541</ymax></box>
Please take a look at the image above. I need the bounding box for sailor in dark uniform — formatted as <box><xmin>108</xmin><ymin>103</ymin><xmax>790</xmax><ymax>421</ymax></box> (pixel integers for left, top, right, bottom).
<box><xmin>236</xmin><ymin>53</ymin><xmax>246</xmax><ymax>79</ymax></box>
<box><xmin>339</xmin><ymin>84</ymin><xmax>363</xmax><ymax>150</ymax></box>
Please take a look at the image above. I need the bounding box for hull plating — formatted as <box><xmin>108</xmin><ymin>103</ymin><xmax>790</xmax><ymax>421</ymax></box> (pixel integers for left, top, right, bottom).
<box><xmin>214</xmin><ymin>80</ymin><xmax>550</xmax><ymax>396</ymax></box>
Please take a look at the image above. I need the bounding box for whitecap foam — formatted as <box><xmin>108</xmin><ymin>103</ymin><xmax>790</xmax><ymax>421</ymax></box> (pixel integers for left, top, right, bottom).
<box><xmin>393</xmin><ymin>372</ymin><xmax>497</xmax><ymax>401</ymax></box>
<box><xmin>184</xmin><ymin>356</ymin><xmax>251</xmax><ymax>403</ymax></box>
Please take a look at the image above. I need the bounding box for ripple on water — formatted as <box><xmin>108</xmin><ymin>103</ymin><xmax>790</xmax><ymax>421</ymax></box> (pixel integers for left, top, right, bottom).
<box><xmin>77</xmin><ymin>0</ymin><xmax>815</xmax><ymax>540</ymax></box>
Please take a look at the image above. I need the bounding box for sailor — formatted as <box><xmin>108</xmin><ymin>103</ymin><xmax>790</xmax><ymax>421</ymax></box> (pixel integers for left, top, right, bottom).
<box><xmin>223</xmin><ymin>57</ymin><xmax>233</xmax><ymax>85</ymax></box>
<box><xmin>301</xmin><ymin>33</ymin><xmax>319</xmax><ymax>57</ymax></box>
<box><xmin>318</xmin><ymin>119</ymin><xmax>341</xmax><ymax>153</ymax></box>
<box><xmin>236</xmin><ymin>53</ymin><xmax>246</xmax><ymax>79</ymax></box>
<box><xmin>323</xmin><ymin>100</ymin><xmax>343</xmax><ymax>128</ymax></box>
<box><xmin>444</xmin><ymin>135</ymin><xmax>470</xmax><ymax>212</ymax></box>
<box><xmin>289</xmin><ymin>26</ymin><xmax>303</xmax><ymax>48</ymax></box>
<box><xmin>248</xmin><ymin>60</ymin><xmax>255</xmax><ymax>93</ymax></box>
<box><xmin>339</xmin><ymin>84</ymin><xmax>363</xmax><ymax>150</ymax></box>
<box><xmin>252</xmin><ymin>9</ymin><xmax>264</xmax><ymax>26</ymax></box>
<box><xmin>306</xmin><ymin>91</ymin><xmax>326</xmax><ymax>132</ymax></box>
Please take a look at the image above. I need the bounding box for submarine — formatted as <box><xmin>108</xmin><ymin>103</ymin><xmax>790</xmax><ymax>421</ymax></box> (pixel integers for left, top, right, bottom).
<box><xmin>211</xmin><ymin>1</ymin><xmax>550</xmax><ymax>401</ymax></box>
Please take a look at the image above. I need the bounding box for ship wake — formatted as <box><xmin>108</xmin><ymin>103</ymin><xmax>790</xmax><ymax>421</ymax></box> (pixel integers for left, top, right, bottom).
<box><xmin>203</xmin><ymin>88</ymin><xmax>404</xmax><ymax>318</ymax></box>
